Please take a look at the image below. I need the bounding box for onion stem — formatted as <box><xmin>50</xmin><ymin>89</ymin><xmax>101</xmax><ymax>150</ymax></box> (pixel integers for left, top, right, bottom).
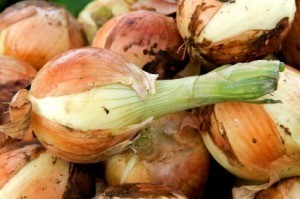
<box><xmin>30</xmin><ymin>60</ymin><xmax>283</xmax><ymax>131</ymax></box>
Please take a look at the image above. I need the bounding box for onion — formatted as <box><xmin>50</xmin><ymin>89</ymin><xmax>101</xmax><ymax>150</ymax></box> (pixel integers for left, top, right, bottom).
<box><xmin>255</xmin><ymin>177</ymin><xmax>300</xmax><ymax>199</ymax></box>
<box><xmin>94</xmin><ymin>183</ymin><xmax>188</xmax><ymax>199</ymax></box>
<box><xmin>281</xmin><ymin>0</ymin><xmax>300</xmax><ymax>70</ymax></box>
<box><xmin>199</xmin><ymin>66</ymin><xmax>300</xmax><ymax>182</ymax></box>
<box><xmin>92</xmin><ymin>10</ymin><xmax>188</xmax><ymax>79</ymax></box>
<box><xmin>176</xmin><ymin>0</ymin><xmax>296</xmax><ymax>65</ymax></box>
<box><xmin>104</xmin><ymin>111</ymin><xmax>210</xmax><ymax>198</ymax></box>
<box><xmin>131</xmin><ymin>0</ymin><xmax>178</xmax><ymax>15</ymax></box>
<box><xmin>0</xmin><ymin>140</ymin><xmax>95</xmax><ymax>198</ymax></box>
<box><xmin>0</xmin><ymin>47</ymin><xmax>283</xmax><ymax>163</ymax></box>
<box><xmin>0</xmin><ymin>56</ymin><xmax>37</xmax><ymax>148</ymax></box>
<box><xmin>78</xmin><ymin>0</ymin><xmax>136</xmax><ymax>44</ymax></box>
<box><xmin>0</xmin><ymin>0</ymin><xmax>87</xmax><ymax>70</ymax></box>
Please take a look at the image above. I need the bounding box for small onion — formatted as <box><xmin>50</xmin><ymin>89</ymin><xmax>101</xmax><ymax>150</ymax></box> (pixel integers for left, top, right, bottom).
<box><xmin>0</xmin><ymin>0</ymin><xmax>87</xmax><ymax>70</ymax></box>
<box><xmin>281</xmin><ymin>0</ymin><xmax>300</xmax><ymax>70</ymax></box>
<box><xmin>92</xmin><ymin>10</ymin><xmax>188</xmax><ymax>79</ymax></box>
<box><xmin>94</xmin><ymin>183</ymin><xmax>188</xmax><ymax>199</ymax></box>
<box><xmin>104</xmin><ymin>111</ymin><xmax>210</xmax><ymax>198</ymax></box>
<box><xmin>199</xmin><ymin>66</ymin><xmax>300</xmax><ymax>181</ymax></box>
<box><xmin>176</xmin><ymin>0</ymin><xmax>296</xmax><ymax>65</ymax></box>
<box><xmin>78</xmin><ymin>0</ymin><xmax>136</xmax><ymax>44</ymax></box>
<box><xmin>0</xmin><ymin>140</ymin><xmax>95</xmax><ymax>198</ymax></box>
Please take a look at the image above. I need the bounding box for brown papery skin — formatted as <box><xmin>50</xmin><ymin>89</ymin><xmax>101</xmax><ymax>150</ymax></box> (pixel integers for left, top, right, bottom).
<box><xmin>177</xmin><ymin>0</ymin><xmax>292</xmax><ymax>66</ymax></box>
<box><xmin>30</xmin><ymin>47</ymin><xmax>154</xmax><ymax>98</ymax></box>
<box><xmin>92</xmin><ymin>10</ymin><xmax>187</xmax><ymax>79</ymax></box>
<box><xmin>281</xmin><ymin>0</ymin><xmax>300</xmax><ymax>70</ymax></box>
<box><xmin>0</xmin><ymin>0</ymin><xmax>87</xmax><ymax>70</ymax></box>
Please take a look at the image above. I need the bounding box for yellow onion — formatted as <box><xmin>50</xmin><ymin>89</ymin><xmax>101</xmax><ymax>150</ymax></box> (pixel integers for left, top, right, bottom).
<box><xmin>0</xmin><ymin>140</ymin><xmax>95</xmax><ymax>198</ymax></box>
<box><xmin>104</xmin><ymin>111</ymin><xmax>210</xmax><ymax>198</ymax></box>
<box><xmin>78</xmin><ymin>0</ymin><xmax>137</xmax><ymax>44</ymax></box>
<box><xmin>281</xmin><ymin>0</ymin><xmax>300</xmax><ymax>70</ymax></box>
<box><xmin>255</xmin><ymin>177</ymin><xmax>300</xmax><ymax>199</ymax></box>
<box><xmin>94</xmin><ymin>183</ymin><xmax>188</xmax><ymax>199</ymax></box>
<box><xmin>0</xmin><ymin>47</ymin><xmax>283</xmax><ymax>163</ymax></box>
<box><xmin>199</xmin><ymin>66</ymin><xmax>300</xmax><ymax>182</ymax></box>
<box><xmin>92</xmin><ymin>10</ymin><xmax>188</xmax><ymax>79</ymax></box>
<box><xmin>176</xmin><ymin>0</ymin><xmax>296</xmax><ymax>65</ymax></box>
<box><xmin>0</xmin><ymin>56</ymin><xmax>37</xmax><ymax>148</ymax></box>
<box><xmin>131</xmin><ymin>0</ymin><xmax>178</xmax><ymax>15</ymax></box>
<box><xmin>0</xmin><ymin>0</ymin><xmax>87</xmax><ymax>70</ymax></box>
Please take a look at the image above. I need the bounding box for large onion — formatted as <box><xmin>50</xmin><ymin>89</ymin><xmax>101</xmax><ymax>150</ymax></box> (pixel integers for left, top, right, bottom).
<box><xmin>104</xmin><ymin>111</ymin><xmax>210</xmax><ymax>198</ymax></box>
<box><xmin>2</xmin><ymin>47</ymin><xmax>282</xmax><ymax>163</ymax></box>
<box><xmin>176</xmin><ymin>0</ymin><xmax>296</xmax><ymax>66</ymax></box>
<box><xmin>92</xmin><ymin>10</ymin><xmax>188</xmax><ymax>79</ymax></box>
<box><xmin>199</xmin><ymin>66</ymin><xmax>300</xmax><ymax>181</ymax></box>
<box><xmin>0</xmin><ymin>0</ymin><xmax>87</xmax><ymax>70</ymax></box>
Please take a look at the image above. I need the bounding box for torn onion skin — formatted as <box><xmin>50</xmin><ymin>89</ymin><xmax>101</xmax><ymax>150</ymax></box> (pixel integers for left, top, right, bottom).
<box><xmin>104</xmin><ymin>111</ymin><xmax>210</xmax><ymax>198</ymax></box>
<box><xmin>92</xmin><ymin>10</ymin><xmax>188</xmax><ymax>79</ymax></box>
<box><xmin>199</xmin><ymin>66</ymin><xmax>300</xmax><ymax>181</ymax></box>
<box><xmin>0</xmin><ymin>140</ymin><xmax>95</xmax><ymax>198</ymax></box>
<box><xmin>0</xmin><ymin>0</ymin><xmax>87</xmax><ymax>70</ymax></box>
<box><xmin>176</xmin><ymin>0</ymin><xmax>296</xmax><ymax>66</ymax></box>
<box><xmin>0</xmin><ymin>56</ymin><xmax>37</xmax><ymax>148</ymax></box>
<box><xmin>131</xmin><ymin>0</ymin><xmax>178</xmax><ymax>15</ymax></box>
<box><xmin>94</xmin><ymin>183</ymin><xmax>188</xmax><ymax>199</ymax></box>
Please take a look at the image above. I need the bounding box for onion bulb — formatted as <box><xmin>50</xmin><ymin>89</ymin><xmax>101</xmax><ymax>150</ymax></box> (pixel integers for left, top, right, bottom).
<box><xmin>176</xmin><ymin>0</ymin><xmax>296</xmax><ymax>65</ymax></box>
<box><xmin>199</xmin><ymin>66</ymin><xmax>300</xmax><ymax>182</ymax></box>
<box><xmin>78</xmin><ymin>0</ymin><xmax>137</xmax><ymax>44</ymax></box>
<box><xmin>0</xmin><ymin>56</ymin><xmax>37</xmax><ymax>148</ymax></box>
<box><xmin>0</xmin><ymin>140</ymin><xmax>95</xmax><ymax>198</ymax></box>
<box><xmin>0</xmin><ymin>0</ymin><xmax>87</xmax><ymax>70</ymax></box>
<box><xmin>94</xmin><ymin>183</ymin><xmax>188</xmax><ymax>199</ymax></box>
<box><xmin>1</xmin><ymin>47</ymin><xmax>283</xmax><ymax>163</ymax></box>
<box><xmin>92</xmin><ymin>10</ymin><xmax>188</xmax><ymax>79</ymax></box>
<box><xmin>255</xmin><ymin>177</ymin><xmax>300</xmax><ymax>199</ymax></box>
<box><xmin>104</xmin><ymin>111</ymin><xmax>209</xmax><ymax>198</ymax></box>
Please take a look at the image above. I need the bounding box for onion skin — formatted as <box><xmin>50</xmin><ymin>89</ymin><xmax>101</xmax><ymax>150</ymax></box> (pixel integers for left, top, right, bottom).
<box><xmin>131</xmin><ymin>0</ymin><xmax>178</xmax><ymax>15</ymax></box>
<box><xmin>92</xmin><ymin>10</ymin><xmax>187</xmax><ymax>79</ymax></box>
<box><xmin>104</xmin><ymin>111</ymin><xmax>210</xmax><ymax>198</ymax></box>
<box><xmin>199</xmin><ymin>66</ymin><xmax>300</xmax><ymax>181</ymax></box>
<box><xmin>0</xmin><ymin>140</ymin><xmax>95</xmax><ymax>198</ymax></box>
<box><xmin>177</xmin><ymin>0</ymin><xmax>296</xmax><ymax>65</ymax></box>
<box><xmin>0</xmin><ymin>56</ymin><xmax>37</xmax><ymax>148</ymax></box>
<box><xmin>281</xmin><ymin>0</ymin><xmax>300</xmax><ymax>70</ymax></box>
<box><xmin>0</xmin><ymin>0</ymin><xmax>87</xmax><ymax>70</ymax></box>
<box><xmin>94</xmin><ymin>183</ymin><xmax>188</xmax><ymax>199</ymax></box>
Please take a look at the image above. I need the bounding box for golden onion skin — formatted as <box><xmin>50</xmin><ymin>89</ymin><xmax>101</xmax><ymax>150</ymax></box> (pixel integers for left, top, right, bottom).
<box><xmin>199</xmin><ymin>66</ymin><xmax>300</xmax><ymax>181</ymax></box>
<box><xmin>0</xmin><ymin>0</ymin><xmax>87</xmax><ymax>70</ymax></box>
<box><xmin>176</xmin><ymin>0</ymin><xmax>296</xmax><ymax>66</ymax></box>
